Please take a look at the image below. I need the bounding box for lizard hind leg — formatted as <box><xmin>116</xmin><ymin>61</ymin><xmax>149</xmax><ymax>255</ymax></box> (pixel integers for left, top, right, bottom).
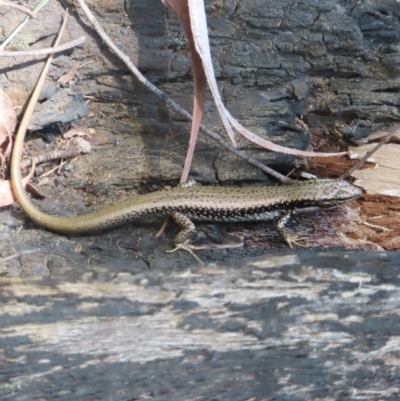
<box><xmin>165</xmin><ymin>211</ymin><xmax>205</xmax><ymax>264</ymax></box>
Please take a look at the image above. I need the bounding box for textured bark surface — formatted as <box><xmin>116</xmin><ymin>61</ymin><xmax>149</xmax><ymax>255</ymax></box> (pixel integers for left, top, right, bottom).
<box><xmin>1</xmin><ymin>250</ymin><xmax>400</xmax><ymax>400</ymax></box>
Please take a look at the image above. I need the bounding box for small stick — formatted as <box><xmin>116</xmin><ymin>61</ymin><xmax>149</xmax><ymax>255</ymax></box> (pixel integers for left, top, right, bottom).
<box><xmin>340</xmin><ymin>131</ymin><xmax>396</xmax><ymax>180</ymax></box>
<box><xmin>0</xmin><ymin>0</ymin><xmax>36</xmax><ymax>18</ymax></box>
<box><xmin>0</xmin><ymin>37</ymin><xmax>86</xmax><ymax>57</ymax></box>
<box><xmin>153</xmin><ymin>218</ymin><xmax>170</xmax><ymax>239</ymax></box>
<box><xmin>0</xmin><ymin>36</ymin><xmax>86</xmax><ymax>57</ymax></box>
<box><xmin>0</xmin><ymin>249</ymin><xmax>39</xmax><ymax>265</ymax></box>
<box><xmin>39</xmin><ymin>159</ymin><xmax>69</xmax><ymax>178</ymax></box>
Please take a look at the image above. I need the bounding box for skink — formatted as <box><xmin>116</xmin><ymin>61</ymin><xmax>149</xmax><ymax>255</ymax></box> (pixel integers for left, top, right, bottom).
<box><xmin>11</xmin><ymin>138</ymin><xmax>361</xmax><ymax>259</ymax></box>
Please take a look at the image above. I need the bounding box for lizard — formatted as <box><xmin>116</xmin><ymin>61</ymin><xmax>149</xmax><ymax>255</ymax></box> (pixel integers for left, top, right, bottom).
<box><xmin>11</xmin><ymin>150</ymin><xmax>361</xmax><ymax>262</ymax></box>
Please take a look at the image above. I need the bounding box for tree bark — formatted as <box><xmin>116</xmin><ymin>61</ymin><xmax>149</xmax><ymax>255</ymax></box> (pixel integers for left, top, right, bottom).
<box><xmin>1</xmin><ymin>249</ymin><xmax>400</xmax><ymax>400</ymax></box>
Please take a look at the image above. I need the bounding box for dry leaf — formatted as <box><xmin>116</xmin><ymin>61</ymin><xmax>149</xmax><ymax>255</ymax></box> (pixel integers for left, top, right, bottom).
<box><xmin>188</xmin><ymin>0</ymin><xmax>236</xmax><ymax>145</ymax></box>
<box><xmin>162</xmin><ymin>0</ymin><xmax>206</xmax><ymax>182</ymax></box>
<box><xmin>26</xmin><ymin>182</ymin><xmax>46</xmax><ymax>199</ymax></box>
<box><xmin>0</xmin><ymin>87</ymin><xmax>16</xmax><ymax>157</ymax></box>
<box><xmin>0</xmin><ymin>169</ymin><xmax>34</xmax><ymax>207</ymax></box>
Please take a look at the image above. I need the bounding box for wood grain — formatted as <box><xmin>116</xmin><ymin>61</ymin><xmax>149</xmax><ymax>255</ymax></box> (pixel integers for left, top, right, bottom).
<box><xmin>1</xmin><ymin>250</ymin><xmax>399</xmax><ymax>400</ymax></box>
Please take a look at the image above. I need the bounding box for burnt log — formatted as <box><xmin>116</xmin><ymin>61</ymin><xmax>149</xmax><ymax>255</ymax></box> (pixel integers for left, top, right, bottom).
<box><xmin>1</xmin><ymin>250</ymin><xmax>400</xmax><ymax>400</ymax></box>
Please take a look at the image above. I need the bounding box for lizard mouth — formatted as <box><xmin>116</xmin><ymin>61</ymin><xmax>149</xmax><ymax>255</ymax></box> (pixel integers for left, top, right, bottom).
<box><xmin>334</xmin><ymin>181</ymin><xmax>362</xmax><ymax>201</ymax></box>
<box><xmin>343</xmin><ymin>185</ymin><xmax>362</xmax><ymax>197</ymax></box>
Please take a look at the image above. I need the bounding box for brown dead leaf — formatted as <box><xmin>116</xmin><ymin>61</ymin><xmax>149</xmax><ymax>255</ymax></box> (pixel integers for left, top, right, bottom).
<box><xmin>162</xmin><ymin>0</ymin><xmax>206</xmax><ymax>182</ymax></box>
<box><xmin>26</xmin><ymin>182</ymin><xmax>46</xmax><ymax>199</ymax></box>
<box><xmin>0</xmin><ymin>168</ymin><xmax>34</xmax><ymax>207</ymax></box>
<box><xmin>0</xmin><ymin>87</ymin><xmax>16</xmax><ymax>158</ymax></box>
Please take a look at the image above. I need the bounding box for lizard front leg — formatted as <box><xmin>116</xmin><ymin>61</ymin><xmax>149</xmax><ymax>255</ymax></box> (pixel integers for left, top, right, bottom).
<box><xmin>275</xmin><ymin>211</ymin><xmax>305</xmax><ymax>249</ymax></box>
<box><xmin>165</xmin><ymin>211</ymin><xmax>205</xmax><ymax>264</ymax></box>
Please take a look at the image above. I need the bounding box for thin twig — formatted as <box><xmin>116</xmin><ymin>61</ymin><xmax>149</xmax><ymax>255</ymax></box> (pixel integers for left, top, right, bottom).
<box><xmin>39</xmin><ymin>159</ymin><xmax>69</xmax><ymax>178</ymax></box>
<box><xmin>57</xmin><ymin>60</ymin><xmax>94</xmax><ymax>85</ymax></box>
<box><xmin>0</xmin><ymin>249</ymin><xmax>39</xmax><ymax>265</ymax></box>
<box><xmin>0</xmin><ymin>0</ymin><xmax>36</xmax><ymax>18</ymax></box>
<box><xmin>0</xmin><ymin>248</ymin><xmax>40</xmax><ymax>263</ymax></box>
<box><xmin>0</xmin><ymin>36</ymin><xmax>86</xmax><ymax>57</ymax></box>
<box><xmin>340</xmin><ymin>131</ymin><xmax>396</xmax><ymax>180</ymax></box>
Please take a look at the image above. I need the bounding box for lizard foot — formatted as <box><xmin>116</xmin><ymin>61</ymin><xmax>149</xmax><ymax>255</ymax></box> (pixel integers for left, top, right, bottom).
<box><xmin>166</xmin><ymin>240</ymin><xmax>205</xmax><ymax>265</ymax></box>
<box><xmin>284</xmin><ymin>235</ymin><xmax>306</xmax><ymax>249</ymax></box>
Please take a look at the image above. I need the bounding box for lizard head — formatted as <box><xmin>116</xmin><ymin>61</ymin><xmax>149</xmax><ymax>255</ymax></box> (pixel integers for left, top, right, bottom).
<box><xmin>315</xmin><ymin>179</ymin><xmax>362</xmax><ymax>208</ymax></box>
